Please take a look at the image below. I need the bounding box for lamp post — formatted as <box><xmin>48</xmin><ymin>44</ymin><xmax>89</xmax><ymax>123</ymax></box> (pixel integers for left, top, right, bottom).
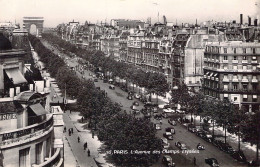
<box><xmin>0</xmin><ymin>149</ymin><xmax>4</xmax><ymax>167</ymax></box>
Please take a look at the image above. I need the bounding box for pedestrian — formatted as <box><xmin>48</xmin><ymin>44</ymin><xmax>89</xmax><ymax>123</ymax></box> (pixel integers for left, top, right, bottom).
<box><xmin>87</xmin><ymin>149</ymin><xmax>90</xmax><ymax>157</ymax></box>
<box><xmin>78</xmin><ymin>136</ymin><xmax>80</xmax><ymax>143</ymax></box>
<box><xmin>92</xmin><ymin>131</ymin><xmax>94</xmax><ymax>139</ymax></box>
<box><xmin>71</xmin><ymin>128</ymin><xmax>74</xmax><ymax>134</ymax></box>
<box><xmin>160</xmin><ymin>119</ymin><xmax>162</xmax><ymax>124</ymax></box>
<box><xmin>64</xmin><ymin>127</ymin><xmax>66</xmax><ymax>133</ymax></box>
<box><xmin>84</xmin><ymin>142</ymin><xmax>88</xmax><ymax>150</ymax></box>
<box><xmin>68</xmin><ymin>129</ymin><xmax>71</xmax><ymax>136</ymax></box>
<box><xmin>81</xmin><ymin>116</ymin><xmax>84</xmax><ymax>123</ymax></box>
<box><xmin>193</xmin><ymin>157</ymin><xmax>196</xmax><ymax>166</ymax></box>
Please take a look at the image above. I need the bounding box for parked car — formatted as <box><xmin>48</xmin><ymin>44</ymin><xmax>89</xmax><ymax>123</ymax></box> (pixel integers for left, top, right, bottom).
<box><xmin>162</xmin><ymin>155</ymin><xmax>176</xmax><ymax>167</ymax></box>
<box><xmin>109</xmin><ymin>85</ymin><xmax>115</xmax><ymax>90</ymax></box>
<box><xmin>163</xmin><ymin>132</ymin><xmax>173</xmax><ymax>140</ymax></box>
<box><xmin>154</xmin><ymin>114</ymin><xmax>162</xmax><ymax>120</ymax></box>
<box><xmin>205</xmin><ymin>158</ymin><xmax>219</xmax><ymax>167</ymax></box>
<box><xmin>176</xmin><ymin>109</ymin><xmax>185</xmax><ymax>114</ymax></box>
<box><xmin>152</xmin><ymin>107</ymin><xmax>158</xmax><ymax>113</ymax></box>
<box><xmin>168</xmin><ymin>119</ymin><xmax>177</xmax><ymax>126</ymax></box>
<box><xmin>165</xmin><ymin>127</ymin><xmax>175</xmax><ymax>134</ymax></box>
<box><xmin>155</xmin><ymin>123</ymin><xmax>161</xmax><ymax>130</ymax></box>
<box><xmin>132</xmin><ymin>101</ymin><xmax>139</xmax><ymax>106</ymax></box>
<box><xmin>187</xmin><ymin>124</ymin><xmax>195</xmax><ymax>132</ymax></box>
<box><xmin>134</xmin><ymin>93</ymin><xmax>141</xmax><ymax>99</ymax></box>
<box><xmin>163</xmin><ymin>108</ymin><xmax>174</xmax><ymax>113</ymax></box>
<box><xmin>162</xmin><ymin>113</ymin><xmax>168</xmax><ymax>118</ymax></box>
<box><xmin>175</xmin><ymin>141</ymin><xmax>187</xmax><ymax>150</ymax></box>
<box><xmin>94</xmin><ymin>78</ymin><xmax>98</xmax><ymax>82</ymax></box>
<box><xmin>103</xmin><ymin>79</ymin><xmax>108</xmax><ymax>83</ymax></box>
<box><xmin>108</xmin><ymin>79</ymin><xmax>113</xmax><ymax>84</ymax></box>
<box><xmin>231</xmin><ymin>150</ymin><xmax>247</xmax><ymax>163</ymax></box>
<box><xmin>127</xmin><ymin>95</ymin><xmax>133</xmax><ymax>100</ymax></box>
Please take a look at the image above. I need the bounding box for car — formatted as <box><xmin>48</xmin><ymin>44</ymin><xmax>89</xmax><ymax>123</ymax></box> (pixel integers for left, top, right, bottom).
<box><xmin>109</xmin><ymin>85</ymin><xmax>115</xmax><ymax>90</ymax></box>
<box><xmin>164</xmin><ymin>108</ymin><xmax>175</xmax><ymax>113</ymax></box>
<box><xmin>161</xmin><ymin>137</ymin><xmax>168</xmax><ymax>144</ymax></box>
<box><xmin>134</xmin><ymin>93</ymin><xmax>141</xmax><ymax>99</ymax></box>
<box><xmin>231</xmin><ymin>150</ymin><xmax>247</xmax><ymax>163</ymax></box>
<box><xmin>205</xmin><ymin>158</ymin><xmax>219</xmax><ymax>167</ymax></box>
<box><xmin>163</xmin><ymin>132</ymin><xmax>173</xmax><ymax>140</ymax></box>
<box><xmin>154</xmin><ymin>114</ymin><xmax>162</xmax><ymax>120</ymax></box>
<box><xmin>188</xmin><ymin>125</ymin><xmax>197</xmax><ymax>133</ymax></box>
<box><xmin>94</xmin><ymin>78</ymin><xmax>98</xmax><ymax>82</ymax></box>
<box><xmin>162</xmin><ymin>155</ymin><xmax>176</xmax><ymax>167</ymax></box>
<box><xmin>165</xmin><ymin>127</ymin><xmax>175</xmax><ymax>134</ymax></box>
<box><xmin>103</xmin><ymin>79</ymin><xmax>108</xmax><ymax>83</ymax></box>
<box><xmin>155</xmin><ymin>124</ymin><xmax>161</xmax><ymax>130</ymax></box>
<box><xmin>175</xmin><ymin>141</ymin><xmax>187</xmax><ymax>150</ymax></box>
<box><xmin>108</xmin><ymin>79</ymin><xmax>113</xmax><ymax>84</ymax></box>
<box><xmin>132</xmin><ymin>101</ymin><xmax>139</xmax><ymax>106</ymax></box>
<box><xmin>168</xmin><ymin>119</ymin><xmax>177</xmax><ymax>126</ymax></box>
<box><xmin>152</xmin><ymin>107</ymin><xmax>158</xmax><ymax>113</ymax></box>
<box><xmin>162</xmin><ymin>113</ymin><xmax>168</xmax><ymax>118</ymax></box>
<box><xmin>89</xmin><ymin>73</ymin><xmax>92</xmax><ymax>76</ymax></box>
<box><xmin>176</xmin><ymin>109</ymin><xmax>185</xmax><ymax>114</ymax></box>
<box><xmin>127</xmin><ymin>95</ymin><xmax>133</xmax><ymax>100</ymax></box>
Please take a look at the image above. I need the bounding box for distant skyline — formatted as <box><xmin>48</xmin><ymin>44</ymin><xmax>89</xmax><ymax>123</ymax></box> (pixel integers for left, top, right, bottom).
<box><xmin>0</xmin><ymin>0</ymin><xmax>259</xmax><ymax>27</ymax></box>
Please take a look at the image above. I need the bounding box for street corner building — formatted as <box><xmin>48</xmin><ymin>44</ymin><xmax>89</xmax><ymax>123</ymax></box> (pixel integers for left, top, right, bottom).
<box><xmin>0</xmin><ymin>33</ymin><xmax>64</xmax><ymax>167</ymax></box>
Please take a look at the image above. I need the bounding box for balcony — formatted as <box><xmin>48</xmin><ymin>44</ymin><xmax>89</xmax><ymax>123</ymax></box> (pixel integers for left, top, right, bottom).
<box><xmin>252</xmin><ymin>78</ymin><xmax>258</xmax><ymax>83</ymax></box>
<box><xmin>232</xmin><ymin>78</ymin><xmax>239</xmax><ymax>82</ymax></box>
<box><xmin>223</xmin><ymin>78</ymin><xmax>229</xmax><ymax>82</ymax></box>
<box><xmin>242</xmin><ymin>60</ymin><xmax>248</xmax><ymax>64</ymax></box>
<box><xmin>223</xmin><ymin>60</ymin><xmax>228</xmax><ymax>63</ymax></box>
<box><xmin>251</xmin><ymin>60</ymin><xmax>258</xmax><ymax>64</ymax></box>
<box><xmin>241</xmin><ymin>79</ymin><xmax>249</xmax><ymax>82</ymax></box>
<box><xmin>33</xmin><ymin>148</ymin><xmax>63</xmax><ymax>167</ymax></box>
<box><xmin>232</xmin><ymin>60</ymin><xmax>238</xmax><ymax>64</ymax></box>
<box><xmin>0</xmin><ymin>114</ymin><xmax>53</xmax><ymax>149</ymax></box>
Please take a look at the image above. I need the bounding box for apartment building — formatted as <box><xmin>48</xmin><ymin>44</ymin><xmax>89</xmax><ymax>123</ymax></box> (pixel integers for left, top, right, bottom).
<box><xmin>203</xmin><ymin>41</ymin><xmax>260</xmax><ymax>112</ymax></box>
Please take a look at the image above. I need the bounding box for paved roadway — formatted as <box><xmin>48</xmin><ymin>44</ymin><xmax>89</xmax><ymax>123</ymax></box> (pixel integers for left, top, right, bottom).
<box><xmin>41</xmin><ymin>39</ymin><xmax>247</xmax><ymax>167</ymax></box>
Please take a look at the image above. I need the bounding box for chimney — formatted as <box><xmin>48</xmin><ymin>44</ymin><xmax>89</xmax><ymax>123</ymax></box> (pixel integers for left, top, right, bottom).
<box><xmin>248</xmin><ymin>16</ymin><xmax>251</xmax><ymax>26</ymax></box>
<box><xmin>240</xmin><ymin>14</ymin><xmax>243</xmax><ymax>25</ymax></box>
<box><xmin>254</xmin><ymin>19</ymin><xmax>258</xmax><ymax>26</ymax></box>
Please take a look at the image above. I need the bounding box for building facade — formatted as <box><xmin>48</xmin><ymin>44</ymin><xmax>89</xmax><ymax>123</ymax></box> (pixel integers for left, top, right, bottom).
<box><xmin>203</xmin><ymin>41</ymin><xmax>260</xmax><ymax>112</ymax></box>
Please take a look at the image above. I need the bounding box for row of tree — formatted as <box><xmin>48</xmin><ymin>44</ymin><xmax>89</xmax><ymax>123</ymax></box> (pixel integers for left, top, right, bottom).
<box><xmin>171</xmin><ymin>85</ymin><xmax>260</xmax><ymax>160</ymax></box>
<box><xmin>29</xmin><ymin>34</ymin><xmax>162</xmax><ymax>166</ymax></box>
<box><xmin>42</xmin><ymin>33</ymin><xmax>169</xmax><ymax>101</ymax></box>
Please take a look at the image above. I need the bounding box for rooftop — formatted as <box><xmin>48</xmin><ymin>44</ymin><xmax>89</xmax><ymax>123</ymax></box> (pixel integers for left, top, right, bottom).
<box><xmin>207</xmin><ymin>41</ymin><xmax>260</xmax><ymax>47</ymax></box>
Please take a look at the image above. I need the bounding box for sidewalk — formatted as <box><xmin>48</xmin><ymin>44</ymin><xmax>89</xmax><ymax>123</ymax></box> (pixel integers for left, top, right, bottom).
<box><xmin>184</xmin><ymin>115</ymin><xmax>257</xmax><ymax>161</ymax></box>
<box><xmin>67</xmin><ymin>112</ymin><xmax>115</xmax><ymax>167</ymax></box>
<box><xmin>64</xmin><ymin>136</ymin><xmax>79</xmax><ymax>167</ymax></box>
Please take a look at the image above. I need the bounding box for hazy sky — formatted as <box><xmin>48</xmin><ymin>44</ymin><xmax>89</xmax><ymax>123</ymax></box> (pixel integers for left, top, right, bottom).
<box><xmin>0</xmin><ymin>0</ymin><xmax>259</xmax><ymax>27</ymax></box>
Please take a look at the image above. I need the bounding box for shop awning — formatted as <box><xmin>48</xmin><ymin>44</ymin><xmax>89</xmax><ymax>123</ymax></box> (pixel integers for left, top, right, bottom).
<box><xmin>5</xmin><ymin>68</ymin><xmax>27</xmax><ymax>85</ymax></box>
<box><xmin>29</xmin><ymin>103</ymin><xmax>47</xmax><ymax>116</ymax></box>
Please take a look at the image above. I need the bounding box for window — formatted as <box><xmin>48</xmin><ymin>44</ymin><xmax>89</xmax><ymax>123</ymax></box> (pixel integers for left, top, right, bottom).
<box><xmin>253</xmin><ymin>84</ymin><xmax>257</xmax><ymax>91</ymax></box>
<box><xmin>224</xmin><ymin>48</ymin><xmax>227</xmax><ymax>53</ymax></box>
<box><xmin>224</xmin><ymin>85</ymin><xmax>228</xmax><ymax>90</ymax></box>
<box><xmin>253</xmin><ymin>48</ymin><xmax>256</xmax><ymax>54</ymax></box>
<box><xmin>234</xmin><ymin>48</ymin><xmax>236</xmax><ymax>54</ymax></box>
<box><xmin>36</xmin><ymin>142</ymin><xmax>43</xmax><ymax>164</ymax></box>
<box><xmin>243</xmin><ymin>56</ymin><xmax>247</xmax><ymax>60</ymax></box>
<box><xmin>243</xmin><ymin>84</ymin><xmax>247</xmax><ymax>90</ymax></box>
<box><xmin>224</xmin><ymin>56</ymin><xmax>228</xmax><ymax>60</ymax></box>
<box><xmin>243</xmin><ymin>48</ymin><xmax>246</xmax><ymax>53</ymax></box>
<box><xmin>19</xmin><ymin>147</ymin><xmax>30</xmax><ymax>167</ymax></box>
<box><xmin>233</xmin><ymin>66</ymin><xmax>238</xmax><ymax>70</ymax></box>
<box><xmin>243</xmin><ymin>66</ymin><xmax>247</xmax><ymax>70</ymax></box>
<box><xmin>233</xmin><ymin>84</ymin><xmax>238</xmax><ymax>90</ymax></box>
<box><xmin>233</xmin><ymin>56</ymin><xmax>237</xmax><ymax>60</ymax></box>
<box><xmin>224</xmin><ymin>65</ymin><xmax>228</xmax><ymax>69</ymax></box>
